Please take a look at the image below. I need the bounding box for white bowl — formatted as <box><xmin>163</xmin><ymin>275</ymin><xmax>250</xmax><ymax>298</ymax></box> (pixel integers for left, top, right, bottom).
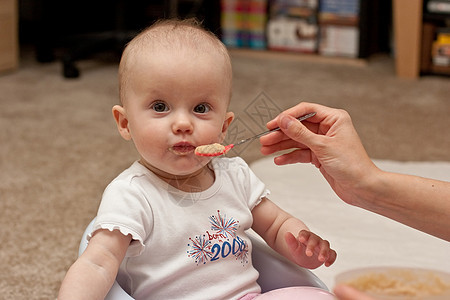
<box><xmin>257</xmin><ymin>286</ymin><xmax>334</xmax><ymax>299</ymax></box>
<box><xmin>335</xmin><ymin>266</ymin><xmax>450</xmax><ymax>299</ymax></box>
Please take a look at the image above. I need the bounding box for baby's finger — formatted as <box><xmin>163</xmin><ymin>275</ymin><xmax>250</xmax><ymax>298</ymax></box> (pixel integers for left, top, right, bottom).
<box><xmin>303</xmin><ymin>235</ymin><xmax>320</xmax><ymax>257</ymax></box>
<box><xmin>324</xmin><ymin>249</ymin><xmax>337</xmax><ymax>267</ymax></box>
<box><xmin>317</xmin><ymin>239</ymin><xmax>331</xmax><ymax>261</ymax></box>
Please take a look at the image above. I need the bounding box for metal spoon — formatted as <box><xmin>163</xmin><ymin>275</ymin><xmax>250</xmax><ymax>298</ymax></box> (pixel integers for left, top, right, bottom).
<box><xmin>195</xmin><ymin>112</ymin><xmax>316</xmax><ymax>157</ymax></box>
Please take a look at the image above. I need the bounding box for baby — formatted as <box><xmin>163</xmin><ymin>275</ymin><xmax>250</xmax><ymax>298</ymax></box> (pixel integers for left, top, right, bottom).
<box><xmin>58</xmin><ymin>19</ymin><xmax>336</xmax><ymax>300</ymax></box>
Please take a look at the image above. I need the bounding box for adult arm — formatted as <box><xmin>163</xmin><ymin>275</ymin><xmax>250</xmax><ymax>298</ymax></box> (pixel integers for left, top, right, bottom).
<box><xmin>260</xmin><ymin>102</ymin><xmax>450</xmax><ymax>241</ymax></box>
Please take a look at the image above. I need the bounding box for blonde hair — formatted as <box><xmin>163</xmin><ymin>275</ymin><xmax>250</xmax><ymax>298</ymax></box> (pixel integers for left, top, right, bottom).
<box><xmin>118</xmin><ymin>19</ymin><xmax>232</xmax><ymax>104</ymax></box>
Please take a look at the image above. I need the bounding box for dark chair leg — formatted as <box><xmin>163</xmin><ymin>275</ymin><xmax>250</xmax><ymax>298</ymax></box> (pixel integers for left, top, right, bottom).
<box><xmin>62</xmin><ymin>58</ymin><xmax>80</xmax><ymax>78</ymax></box>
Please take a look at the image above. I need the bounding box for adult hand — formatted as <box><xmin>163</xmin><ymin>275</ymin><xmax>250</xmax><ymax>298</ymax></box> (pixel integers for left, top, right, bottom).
<box><xmin>260</xmin><ymin>102</ymin><xmax>379</xmax><ymax>207</ymax></box>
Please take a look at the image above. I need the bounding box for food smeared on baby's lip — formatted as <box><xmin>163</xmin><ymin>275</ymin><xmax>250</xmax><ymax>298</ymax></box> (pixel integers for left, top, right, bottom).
<box><xmin>169</xmin><ymin>142</ymin><xmax>196</xmax><ymax>155</ymax></box>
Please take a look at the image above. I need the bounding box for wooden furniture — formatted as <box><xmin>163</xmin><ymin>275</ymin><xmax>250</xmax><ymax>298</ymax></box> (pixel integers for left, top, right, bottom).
<box><xmin>421</xmin><ymin>5</ymin><xmax>450</xmax><ymax>76</ymax></box>
<box><xmin>0</xmin><ymin>0</ymin><xmax>18</xmax><ymax>73</ymax></box>
<box><xmin>393</xmin><ymin>0</ymin><xmax>450</xmax><ymax>78</ymax></box>
<box><xmin>393</xmin><ymin>0</ymin><xmax>423</xmax><ymax>79</ymax></box>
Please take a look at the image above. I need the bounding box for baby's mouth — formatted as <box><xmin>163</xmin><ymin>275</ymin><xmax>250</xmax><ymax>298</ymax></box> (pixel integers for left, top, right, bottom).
<box><xmin>169</xmin><ymin>142</ymin><xmax>196</xmax><ymax>155</ymax></box>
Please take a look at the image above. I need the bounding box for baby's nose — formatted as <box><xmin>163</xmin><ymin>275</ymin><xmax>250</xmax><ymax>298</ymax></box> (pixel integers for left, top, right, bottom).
<box><xmin>172</xmin><ymin>115</ymin><xmax>194</xmax><ymax>134</ymax></box>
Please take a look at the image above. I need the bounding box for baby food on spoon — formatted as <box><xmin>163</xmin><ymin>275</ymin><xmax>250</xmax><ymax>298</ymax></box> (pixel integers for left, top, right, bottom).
<box><xmin>195</xmin><ymin>143</ymin><xmax>232</xmax><ymax>157</ymax></box>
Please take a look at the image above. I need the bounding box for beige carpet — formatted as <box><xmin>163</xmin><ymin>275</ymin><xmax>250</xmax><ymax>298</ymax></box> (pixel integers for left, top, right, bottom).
<box><xmin>0</xmin><ymin>49</ymin><xmax>449</xmax><ymax>298</ymax></box>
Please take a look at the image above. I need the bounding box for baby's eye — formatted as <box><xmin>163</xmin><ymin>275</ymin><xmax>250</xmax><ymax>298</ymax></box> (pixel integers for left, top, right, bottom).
<box><xmin>194</xmin><ymin>103</ymin><xmax>211</xmax><ymax>114</ymax></box>
<box><xmin>151</xmin><ymin>101</ymin><xmax>169</xmax><ymax>112</ymax></box>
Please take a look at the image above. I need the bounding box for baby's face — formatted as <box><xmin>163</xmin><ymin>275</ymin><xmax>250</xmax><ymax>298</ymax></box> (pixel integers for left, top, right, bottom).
<box><xmin>122</xmin><ymin>48</ymin><xmax>233</xmax><ymax>177</ymax></box>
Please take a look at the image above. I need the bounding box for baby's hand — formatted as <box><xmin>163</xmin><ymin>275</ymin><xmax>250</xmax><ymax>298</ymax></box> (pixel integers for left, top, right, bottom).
<box><xmin>285</xmin><ymin>230</ymin><xmax>337</xmax><ymax>268</ymax></box>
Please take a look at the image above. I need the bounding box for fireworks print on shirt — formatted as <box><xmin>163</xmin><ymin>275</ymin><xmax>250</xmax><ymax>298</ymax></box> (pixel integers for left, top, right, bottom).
<box><xmin>235</xmin><ymin>237</ymin><xmax>249</xmax><ymax>264</ymax></box>
<box><xmin>187</xmin><ymin>235</ymin><xmax>212</xmax><ymax>265</ymax></box>
<box><xmin>209</xmin><ymin>210</ymin><xmax>239</xmax><ymax>238</ymax></box>
<box><xmin>187</xmin><ymin>210</ymin><xmax>249</xmax><ymax>266</ymax></box>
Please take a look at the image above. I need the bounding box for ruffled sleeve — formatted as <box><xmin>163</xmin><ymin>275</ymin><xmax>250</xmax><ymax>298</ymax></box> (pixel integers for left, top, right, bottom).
<box><xmin>241</xmin><ymin>159</ymin><xmax>270</xmax><ymax>210</ymax></box>
<box><xmin>88</xmin><ymin>170</ymin><xmax>154</xmax><ymax>257</ymax></box>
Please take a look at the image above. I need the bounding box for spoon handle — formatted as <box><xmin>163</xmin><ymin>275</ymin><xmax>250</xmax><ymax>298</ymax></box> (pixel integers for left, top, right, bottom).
<box><xmin>234</xmin><ymin>112</ymin><xmax>316</xmax><ymax>147</ymax></box>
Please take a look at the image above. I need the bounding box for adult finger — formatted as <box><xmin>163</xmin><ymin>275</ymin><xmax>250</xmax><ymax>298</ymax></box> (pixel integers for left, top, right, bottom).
<box><xmin>272</xmin><ymin>149</ymin><xmax>313</xmax><ymax>166</ymax></box>
<box><xmin>260</xmin><ymin>137</ymin><xmax>307</xmax><ymax>155</ymax></box>
<box><xmin>266</xmin><ymin>101</ymin><xmax>323</xmax><ymax>130</ymax></box>
<box><xmin>277</xmin><ymin>114</ymin><xmax>319</xmax><ymax>150</ymax></box>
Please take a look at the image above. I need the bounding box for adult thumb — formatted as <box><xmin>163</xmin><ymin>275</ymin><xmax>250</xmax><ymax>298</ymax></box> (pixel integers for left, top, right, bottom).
<box><xmin>278</xmin><ymin>114</ymin><xmax>315</xmax><ymax>147</ymax></box>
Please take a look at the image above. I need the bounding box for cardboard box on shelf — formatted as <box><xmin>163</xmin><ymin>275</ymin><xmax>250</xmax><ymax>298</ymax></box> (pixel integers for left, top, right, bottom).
<box><xmin>432</xmin><ymin>29</ymin><xmax>450</xmax><ymax>67</ymax></box>
<box><xmin>267</xmin><ymin>17</ymin><xmax>318</xmax><ymax>53</ymax></box>
<box><xmin>319</xmin><ymin>25</ymin><xmax>359</xmax><ymax>58</ymax></box>
<box><xmin>317</xmin><ymin>0</ymin><xmax>360</xmax><ymax>57</ymax></box>
<box><xmin>267</xmin><ymin>0</ymin><xmax>319</xmax><ymax>53</ymax></box>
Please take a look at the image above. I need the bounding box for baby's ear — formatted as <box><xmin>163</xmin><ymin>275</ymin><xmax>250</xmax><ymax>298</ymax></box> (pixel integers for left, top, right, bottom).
<box><xmin>112</xmin><ymin>105</ymin><xmax>132</xmax><ymax>140</ymax></box>
<box><xmin>222</xmin><ymin>111</ymin><xmax>235</xmax><ymax>134</ymax></box>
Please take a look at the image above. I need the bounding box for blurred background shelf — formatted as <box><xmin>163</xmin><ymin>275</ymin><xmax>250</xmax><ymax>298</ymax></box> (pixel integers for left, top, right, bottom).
<box><xmin>222</xmin><ymin>0</ymin><xmax>391</xmax><ymax>60</ymax></box>
<box><xmin>394</xmin><ymin>0</ymin><xmax>450</xmax><ymax>79</ymax></box>
<box><xmin>5</xmin><ymin>0</ymin><xmax>448</xmax><ymax>78</ymax></box>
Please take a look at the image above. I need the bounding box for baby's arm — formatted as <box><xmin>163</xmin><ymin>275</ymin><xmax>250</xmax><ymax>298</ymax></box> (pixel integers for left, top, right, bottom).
<box><xmin>251</xmin><ymin>197</ymin><xmax>336</xmax><ymax>269</ymax></box>
<box><xmin>58</xmin><ymin>229</ymin><xmax>132</xmax><ymax>300</ymax></box>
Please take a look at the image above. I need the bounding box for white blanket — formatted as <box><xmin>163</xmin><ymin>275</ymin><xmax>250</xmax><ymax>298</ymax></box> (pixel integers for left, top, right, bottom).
<box><xmin>250</xmin><ymin>158</ymin><xmax>450</xmax><ymax>289</ymax></box>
